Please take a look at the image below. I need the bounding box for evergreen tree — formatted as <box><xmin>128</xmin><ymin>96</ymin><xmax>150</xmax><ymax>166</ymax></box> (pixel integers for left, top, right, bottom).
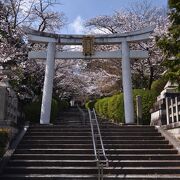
<box><xmin>157</xmin><ymin>0</ymin><xmax>180</xmax><ymax>88</ymax></box>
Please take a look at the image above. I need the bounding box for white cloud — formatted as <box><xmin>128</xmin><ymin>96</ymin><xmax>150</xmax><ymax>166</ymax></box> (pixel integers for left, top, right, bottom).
<box><xmin>70</xmin><ymin>16</ymin><xmax>85</xmax><ymax>34</ymax></box>
<box><xmin>88</xmin><ymin>27</ymin><xmax>110</xmax><ymax>35</ymax></box>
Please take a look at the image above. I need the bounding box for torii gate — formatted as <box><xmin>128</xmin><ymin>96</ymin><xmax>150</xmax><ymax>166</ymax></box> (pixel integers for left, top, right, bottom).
<box><xmin>26</xmin><ymin>26</ymin><xmax>154</xmax><ymax>125</ymax></box>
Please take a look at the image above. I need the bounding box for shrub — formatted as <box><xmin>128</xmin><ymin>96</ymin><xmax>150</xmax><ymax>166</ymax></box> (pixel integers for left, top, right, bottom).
<box><xmin>94</xmin><ymin>93</ymin><xmax>124</xmax><ymax>123</ymax></box>
<box><xmin>96</xmin><ymin>98</ymin><xmax>109</xmax><ymax>118</ymax></box>
<box><xmin>94</xmin><ymin>89</ymin><xmax>157</xmax><ymax>125</ymax></box>
<box><xmin>85</xmin><ymin>100</ymin><xmax>97</xmax><ymax>110</ymax></box>
<box><xmin>0</xmin><ymin>130</ymin><xmax>9</xmax><ymax>157</ymax></box>
<box><xmin>59</xmin><ymin>100</ymin><xmax>69</xmax><ymax>111</ymax></box>
<box><xmin>23</xmin><ymin>99</ymin><xmax>41</xmax><ymax>123</ymax></box>
<box><xmin>50</xmin><ymin>99</ymin><xmax>59</xmax><ymax>123</ymax></box>
<box><xmin>151</xmin><ymin>78</ymin><xmax>167</xmax><ymax>95</ymax></box>
<box><xmin>94</xmin><ymin>99</ymin><xmax>100</xmax><ymax>114</ymax></box>
<box><xmin>101</xmin><ymin>97</ymin><xmax>110</xmax><ymax>118</ymax></box>
<box><xmin>23</xmin><ymin>97</ymin><xmax>60</xmax><ymax>124</ymax></box>
<box><xmin>107</xmin><ymin>93</ymin><xmax>124</xmax><ymax>123</ymax></box>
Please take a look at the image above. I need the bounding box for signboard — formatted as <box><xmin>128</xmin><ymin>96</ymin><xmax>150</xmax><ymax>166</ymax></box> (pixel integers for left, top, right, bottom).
<box><xmin>82</xmin><ymin>36</ymin><xmax>94</xmax><ymax>56</ymax></box>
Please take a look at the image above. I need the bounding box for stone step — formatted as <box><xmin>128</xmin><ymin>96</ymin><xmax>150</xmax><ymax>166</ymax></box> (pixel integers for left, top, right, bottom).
<box><xmin>56</xmin><ymin>122</ymin><xmax>84</xmax><ymax>125</ymax></box>
<box><xmin>28</xmin><ymin>125</ymin><xmax>156</xmax><ymax>129</ymax></box>
<box><xmin>18</xmin><ymin>144</ymin><xmax>94</xmax><ymax>149</ymax></box>
<box><xmin>14</xmin><ymin>148</ymin><xmax>177</xmax><ymax>154</ymax></box>
<box><xmin>8</xmin><ymin>160</ymin><xmax>97</xmax><ymax>167</ymax></box>
<box><xmin>29</xmin><ymin>124</ymin><xmax>156</xmax><ymax>129</ymax></box>
<box><xmin>4</xmin><ymin>166</ymin><xmax>180</xmax><ymax>174</ymax></box>
<box><xmin>17</xmin><ymin>144</ymin><xmax>173</xmax><ymax>149</ymax></box>
<box><xmin>23</xmin><ymin>136</ymin><xmax>92</xmax><ymax>140</ymax></box>
<box><xmin>28</xmin><ymin>129</ymin><xmax>92</xmax><ymax>132</ymax></box>
<box><xmin>11</xmin><ymin>154</ymin><xmax>180</xmax><ymax>160</ymax></box>
<box><xmin>22</xmin><ymin>135</ymin><xmax>165</xmax><ymax>140</ymax></box>
<box><xmin>25</xmin><ymin>132</ymin><xmax>161</xmax><ymax>136</ymax></box>
<box><xmin>99</xmin><ymin>125</ymin><xmax>156</xmax><ymax>129</ymax></box>
<box><xmin>102</xmin><ymin>132</ymin><xmax>161</xmax><ymax>136</ymax></box>
<box><xmin>14</xmin><ymin>149</ymin><xmax>94</xmax><ymax>154</ymax></box>
<box><xmin>2</xmin><ymin>107</ymin><xmax>180</xmax><ymax>180</ymax></box>
<box><xmin>108</xmin><ymin>160</ymin><xmax>180</xmax><ymax>167</ymax></box>
<box><xmin>20</xmin><ymin>139</ymin><xmax>169</xmax><ymax>145</ymax></box>
<box><xmin>8</xmin><ymin>159</ymin><xmax>180</xmax><ymax>167</ymax></box>
<box><xmin>11</xmin><ymin>154</ymin><xmax>95</xmax><ymax>160</ymax></box>
<box><xmin>28</xmin><ymin>128</ymin><xmax>158</xmax><ymax>132</ymax></box>
<box><xmin>25</xmin><ymin>132</ymin><xmax>92</xmax><ymax>136</ymax></box>
<box><xmin>104</xmin><ymin>174</ymin><xmax>180</xmax><ymax>179</ymax></box>
<box><xmin>100</xmin><ymin>125</ymin><xmax>157</xmax><ymax>129</ymax></box>
<box><xmin>2</xmin><ymin>174</ymin><xmax>180</xmax><ymax>180</ymax></box>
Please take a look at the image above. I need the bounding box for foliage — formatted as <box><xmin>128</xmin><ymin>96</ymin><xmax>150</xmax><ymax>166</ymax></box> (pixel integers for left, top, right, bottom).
<box><xmin>95</xmin><ymin>97</ymin><xmax>110</xmax><ymax>118</ymax></box>
<box><xmin>94</xmin><ymin>100</ymin><xmax>100</xmax><ymax>114</ymax></box>
<box><xmin>151</xmin><ymin>78</ymin><xmax>167</xmax><ymax>95</ymax></box>
<box><xmin>85</xmin><ymin>100</ymin><xmax>97</xmax><ymax>110</ymax></box>
<box><xmin>58</xmin><ymin>100</ymin><xmax>69</xmax><ymax>111</ymax></box>
<box><xmin>132</xmin><ymin>73</ymin><xmax>149</xmax><ymax>89</ymax></box>
<box><xmin>0</xmin><ymin>0</ymin><xmax>66</xmax><ymax>104</ymax></box>
<box><xmin>23</xmin><ymin>99</ymin><xmax>41</xmax><ymax>123</ymax></box>
<box><xmin>95</xmin><ymin>93</ymin><xmax>124</xmax><ymax>123</ymax></box>
<box><xmin>106</xmin><ymin>93</ymin><xmax>124</xmax><ymax>123</ymax></box>
<box><xmin>23</xmin><ymin>97</ymin><xmax>67</xmax><ymax>124</ymax></box>
<box><xmin>94</xmin><ymin>89</ymin><xmax>157</xmax><ymax>125</ymax></box>
<box><xmin>0</xmin><ymin>130</ymin><xmax>9</xmax><ymax>157</ymax></box>
<box><xmin>9</xmin><ymin>62</ymin><xmax>45</xmax><ymax>100</ymax></box>
<box><xmin>157</xmin><ymin>0</ymin><xmax>180</xmax><ymax>88</ymax></box>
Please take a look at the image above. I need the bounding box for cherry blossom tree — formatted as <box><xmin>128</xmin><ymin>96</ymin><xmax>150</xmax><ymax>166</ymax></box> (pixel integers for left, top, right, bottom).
<box><xmin>0</xmin><ymin>0</ymin><xmax>66</xmax><ymax>101</ymax></box>
<box><xmin>85</xmin><ymin>0</ymin><xmax>169</xmax><ymax>91</ymax></box>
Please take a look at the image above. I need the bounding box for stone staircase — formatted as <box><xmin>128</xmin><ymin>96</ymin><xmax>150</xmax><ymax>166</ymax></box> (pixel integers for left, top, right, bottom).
<box><xmin>1</xmin><ymin>107</ymin><xmax>180</xmax><ymax>179</ymax></box>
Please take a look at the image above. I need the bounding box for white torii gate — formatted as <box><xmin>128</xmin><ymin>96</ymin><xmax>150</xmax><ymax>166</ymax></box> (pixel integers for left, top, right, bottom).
<box><xmin>26</xmin><ymin>26</ymin><xmax>154</xmax><ymax>125</ymax></box>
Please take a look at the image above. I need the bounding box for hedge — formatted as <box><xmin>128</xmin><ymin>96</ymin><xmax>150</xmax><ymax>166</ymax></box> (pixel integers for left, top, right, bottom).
<box><xmin>24</xmin><ymin>98</ymin><xmax>69</xmax><ymax>124</ymax></box>
<box><xmin>92</xmin><ymin>89</ymin><xmax>157</xmax><ymax>125</ymax></box>
<box><xmin>95</xmin><ymin>97</ymin><xmax>110</xmax><ymax>118</ymax></box>
<box><xmin>85</xmin><ymin>100</ymin><xmax>97</xmax><ymax>110</ymax></box>
<box><xmin>0</xmin><ymin>130</ymin><xmax>9</xmax><ymax>158</ymax></box>
<box><xmin>107</xmin><ymin>93</ymin><xmax>125</xmax><ymax>123</ymax></box>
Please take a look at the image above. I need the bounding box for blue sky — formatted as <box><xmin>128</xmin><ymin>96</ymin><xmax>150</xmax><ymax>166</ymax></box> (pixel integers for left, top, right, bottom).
<box><xmin>56</xmin><ymin>0</ymin><xmax>168</xmax><ymax>34</ymax></box>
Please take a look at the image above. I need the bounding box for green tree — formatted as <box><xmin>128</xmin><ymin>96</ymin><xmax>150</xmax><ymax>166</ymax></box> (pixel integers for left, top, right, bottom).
<box><xmin>157</xmin><ymin>0</ymin><xmax>180</xmax><ymax>88</ymax></box>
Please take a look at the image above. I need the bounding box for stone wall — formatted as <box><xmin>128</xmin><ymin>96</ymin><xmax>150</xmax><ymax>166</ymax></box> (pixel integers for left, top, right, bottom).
<box><xmin>0</xmin><ymin>83</ymin><xmax>18</xmax><ymax>125</ymax></box>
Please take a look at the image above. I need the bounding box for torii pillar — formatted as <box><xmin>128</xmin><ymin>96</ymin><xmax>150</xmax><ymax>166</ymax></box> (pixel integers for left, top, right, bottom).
<box><xmin>122</xmin><ymin>40</ymin><xmax>134</xmax><ymax>124</ymax></box>
<box><xmin>40</xmin><ymin>42</ymin><xmax>56</xmax><ymax>124</ymax></box>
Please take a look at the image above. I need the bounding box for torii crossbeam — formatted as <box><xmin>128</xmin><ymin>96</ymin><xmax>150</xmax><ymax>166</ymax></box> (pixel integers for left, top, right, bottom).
<box><xmin>26</xmin><ymin>26</ymin><xmax>155</xmax><ymax>125</ymax></box>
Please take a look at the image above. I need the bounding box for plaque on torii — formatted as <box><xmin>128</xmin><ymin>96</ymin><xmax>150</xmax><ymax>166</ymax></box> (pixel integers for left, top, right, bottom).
<box><xmin>82</xmin><ymin>36</ymin><xmax>94</xmax><ymax>56</ymax></box>
<box><xmin>25</xmin><ymin>26</ymin><xmax>155</xmax><ymax>125</ymax></box>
